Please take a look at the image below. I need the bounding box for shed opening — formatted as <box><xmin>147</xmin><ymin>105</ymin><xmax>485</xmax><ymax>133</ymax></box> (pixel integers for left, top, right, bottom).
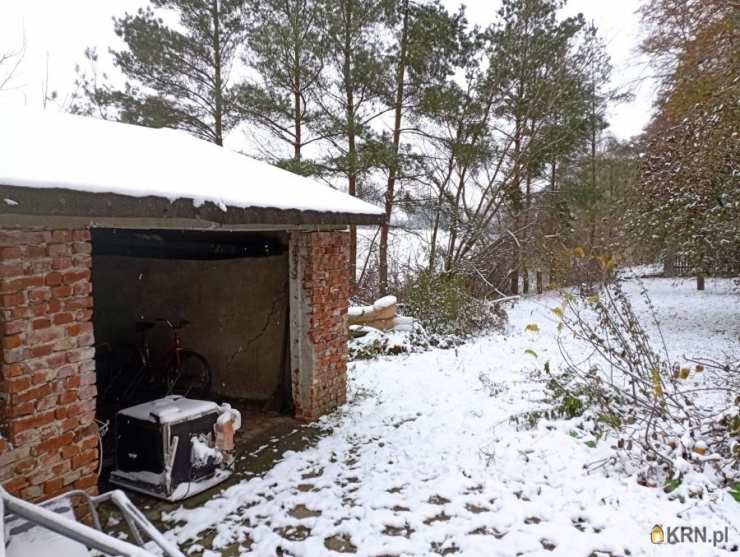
<box><xmin>91</xmin><ymin>228</ymin><xmax>293</xmax><ymax>477</ymax></box>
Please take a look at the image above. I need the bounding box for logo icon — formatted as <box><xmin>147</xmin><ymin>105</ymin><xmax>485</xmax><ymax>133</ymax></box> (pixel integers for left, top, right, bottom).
<box><xmin>651</xmin><ymin>524</ymin><xmax>665</xmax><ymax>544</ymax></box>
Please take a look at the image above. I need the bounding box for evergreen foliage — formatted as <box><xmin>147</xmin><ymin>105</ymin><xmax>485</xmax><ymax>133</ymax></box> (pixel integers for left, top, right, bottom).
<box><xmin>73</xmin><ymin>0</ymin><xmax>248</xmax><ymax>146</ymax></box>
<box><xmin>239</xmin><ymin>0</ymin><xmax>326</xmax><ymax>173</ymax></box>
<box><xmin>65</xmin><ymin>0</ymin><xmax>736</xmax><ymax>297</ymax></box>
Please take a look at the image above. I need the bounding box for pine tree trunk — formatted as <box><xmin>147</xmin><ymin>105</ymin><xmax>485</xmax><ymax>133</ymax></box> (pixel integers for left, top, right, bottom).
<box><xmin>522</xmin><ymin>160</ymin><xmax>532</xmax><ymax>297</ymax></box>
<box><xmin>294</xmin><ymin>82</ymin><xmax>302</xmax><ymax>161</ymax></box>
<box><xmin>549</xmin><ymin>159</ymin><xmax>558</xmax><ymax>284</ymax></box>
<box><xmin>348</xmin><ymin>165</ymin><xmax>357</xmax><ymax>292</ymax></box>
<box><xmin>293</xmin><ymin>20</ymin><xmax>302</xmax><ymax>163</ymax></box>
<box><xmin>431</xmin><ymin>147</ymin><xmax>457</xmax><ymax>272</ymax></box>
<box><xmin>591</xmin><ymin>86</ymin><xmax>597</xmax><ymax>194</ymax></box>
<box><xmin>211</xmin><ymin>0</ymin><xmax>224</xmax><ymax>146</ymax></box>
<box><xmin>509</xmin><ymin>112</ymin><xmax>523</xmax><ymax>296</ymax></box>
<box><xmin>429</xmin><ymin>200</ymin><xmax>441</xmax><ymax>272</ymax></box>
<box><xmin>430</xmin><ymin>180</ymin><xmax>450</xmax><ymax>273</ymax></box>
<box><xmin>379</xmin><ymin>0</ymin><xmax>409</xmax><ymax>295</ymax></box>
<box><xmin>444</xmin><ymin>173</ymin><xmax>466</xmax><ymax>272</ymax></box>
<box><xmin>343</xmin><ymin>2</ymin><xmax>358</xmax><ymax>289</ymax></box>
<box><xmin>349</xmin><ymin>207</ymin><xmax>357</xmax><ymax>289</ymax></box>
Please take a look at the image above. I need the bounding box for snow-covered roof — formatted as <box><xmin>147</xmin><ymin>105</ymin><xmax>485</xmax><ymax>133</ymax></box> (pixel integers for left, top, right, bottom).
<box><xmin>0</xmin><ymin>109</ymin><xmax>382</xmax><ymax>223</ymax></box>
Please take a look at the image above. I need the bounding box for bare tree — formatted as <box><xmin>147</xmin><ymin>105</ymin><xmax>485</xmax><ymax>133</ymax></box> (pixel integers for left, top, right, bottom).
<box><xmin>0</xmin><ymin>34</ymin><xmax>25</xmax><ymax>93</ymax></box>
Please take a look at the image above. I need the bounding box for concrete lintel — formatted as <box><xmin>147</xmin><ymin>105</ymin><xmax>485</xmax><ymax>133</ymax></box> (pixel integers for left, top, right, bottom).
<box><xmin>0</xmin><ymin>185</ymin><xmax>383</xmax><ymax>226</ymax></box>
<box><xmin>0</xmin><ymin>214</ymin><xmax>347</xmax><ymax>233</ymax></box>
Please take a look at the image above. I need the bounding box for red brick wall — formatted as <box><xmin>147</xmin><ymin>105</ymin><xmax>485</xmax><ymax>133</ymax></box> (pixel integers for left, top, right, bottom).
<box><xmin>0</xmin><ymin>226</ymin><xmax>349</xmax><ymax>499</ymax></box>
<box><xmin>290</xmin><ymin>231</ymin><xmax>349</xmax><ymax>421</ymax></box>
<box><xmin>0</xmin><ymin>228</ymin><xmax>97</xmax><ymax>501</ymax></box>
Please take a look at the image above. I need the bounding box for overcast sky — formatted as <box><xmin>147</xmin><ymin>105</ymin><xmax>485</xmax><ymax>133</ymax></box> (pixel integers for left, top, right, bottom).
<box><xmin>0</xmin><ymin>0</ymin><xmax>656</xmax><ymax>141</ymax></box>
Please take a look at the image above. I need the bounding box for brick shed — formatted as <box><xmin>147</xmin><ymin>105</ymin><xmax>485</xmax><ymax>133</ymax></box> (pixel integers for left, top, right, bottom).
<box><xmin>0</xmin><ymin>110</ymin><xmax>382</xmax><ymax>502</ymax></box>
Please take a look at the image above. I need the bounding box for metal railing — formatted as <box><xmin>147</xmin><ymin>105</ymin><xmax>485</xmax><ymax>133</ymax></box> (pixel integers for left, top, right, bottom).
<box><xmin>2</xmin><ymin>487</ymin><xmax>184</xmax><ymax>557</ymax></box>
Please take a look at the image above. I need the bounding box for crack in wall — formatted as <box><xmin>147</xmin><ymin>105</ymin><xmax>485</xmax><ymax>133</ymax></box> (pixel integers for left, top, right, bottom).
<box><xmin>223</xmin><ymin>285</ymin><xmax>288</xmax><ymax>373</ymax></box>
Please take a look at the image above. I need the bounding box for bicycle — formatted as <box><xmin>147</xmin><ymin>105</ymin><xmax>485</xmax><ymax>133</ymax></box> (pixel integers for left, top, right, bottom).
<box><xmin>111</xmin><ymin>318</ymin><xmax>212</xmax><ymax>405</ymax></box>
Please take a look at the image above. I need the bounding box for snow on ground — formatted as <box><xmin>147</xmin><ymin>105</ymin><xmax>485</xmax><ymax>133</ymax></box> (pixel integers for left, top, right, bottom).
<box><xmin>5</xmin><ymin>502</ymin><xmax>90</xmax><ymax>557</ymax></box>
<box><xmin>163</xmin><ymin>277</ymin><xmax>739</xmax><ymax>556</ymax></box>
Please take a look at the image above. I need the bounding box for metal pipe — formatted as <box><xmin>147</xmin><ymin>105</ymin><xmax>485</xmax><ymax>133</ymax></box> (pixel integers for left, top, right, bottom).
<box><xmin>109</xmin><ymin>490</ymin><xmax>185</xmax><ymax>557</ymax></box>
<box><xmin>3</xmin><ymin>490</ymin><xmax>156</xmax><ymax>557</ymax></box>
<box><xmin>2</xmin><ymin>487</ymin><xmax>186</xmax><ymax>557</ymax></box>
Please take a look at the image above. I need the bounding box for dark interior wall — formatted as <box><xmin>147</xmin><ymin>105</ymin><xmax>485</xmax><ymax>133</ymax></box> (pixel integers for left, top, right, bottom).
<box><xmin>91</xmin><ymin>233</ymin><xmax>289</xmax><ymax>402</ymax></box>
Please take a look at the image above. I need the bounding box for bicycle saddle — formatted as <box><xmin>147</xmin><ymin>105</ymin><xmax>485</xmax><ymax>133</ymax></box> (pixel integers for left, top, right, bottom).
<box><xmin>135</xmin><ymin>321</ymin><xmax>156</xmax><ymax>332</ymax></box>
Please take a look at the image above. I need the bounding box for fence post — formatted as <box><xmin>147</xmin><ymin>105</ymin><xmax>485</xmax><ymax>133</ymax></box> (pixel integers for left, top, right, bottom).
<box><xmin>697</xmin><ymin>271</ymin><xmax>705</xmax><ymax>291</ymax></box>
<box><xmin>522</xmin><ymin>269</ymin><xmax>529</xmax><ymax>294</ymax></box>
<box><xmin>536</xmin><ymin>271</ymin><xmax>543</xmax><ymax>294</ymax></box>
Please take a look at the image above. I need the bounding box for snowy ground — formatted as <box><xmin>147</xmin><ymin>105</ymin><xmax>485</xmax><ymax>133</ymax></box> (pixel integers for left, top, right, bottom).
<box><xmin>163</xmin><ymin>277</ymin><xmax>739</xmax><ymax>556</ymax></box>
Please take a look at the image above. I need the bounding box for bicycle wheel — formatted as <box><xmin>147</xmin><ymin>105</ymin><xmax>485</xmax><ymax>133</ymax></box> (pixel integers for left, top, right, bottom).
<box><xmin>94</xmin><ymin>343</ymin><xmax>116</xmax><ymax>403</ymax></box>
<box><xmin>168</xmin><ymin>350</ymin><xmax>212</xmax><ymax>399</ymax></box>
<box><xmin>113</xmin><ymin>343</ymin><xmax>148</xmax><ymax>404</ymax></box>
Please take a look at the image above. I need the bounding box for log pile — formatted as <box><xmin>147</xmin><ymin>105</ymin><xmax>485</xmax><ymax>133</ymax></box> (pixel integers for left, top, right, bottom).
<box><xmin>348</xmin><ymin>296</ymin><xmax>413</xmax><ymax>332</ymax></box>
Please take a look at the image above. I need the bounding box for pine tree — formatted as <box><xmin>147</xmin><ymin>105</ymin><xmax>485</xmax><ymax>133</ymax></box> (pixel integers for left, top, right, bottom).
<box><xmin>317</xmin><ymin>0</ymin><xmax>388</xmax><ymax>286</ymax></box>
<box><xmin>421</xmin><ymin>27</ymin><xmax>499</xmax><ymax>273</ymax></box>
<box><xmin>580</xmin><ymin>23</ymin><xmax>615</xmax><ymax>212</ymax></box>
<box><xmin>558</xmin><ymin>137</ymin><xmax>637</xmax><ymax>254</ymax></box>
<box><xmin>540</xmin><ymin>22</ymin><xmax>621</xmax><ymax>260</ymax></box>
<box><xmin>240</xmin><ymin>0</ymin><xmax>326</xmax><ymax>175</ymax></box>
<box><xmin>487</xmin><ymin>0</ymin><xmax>586</xmax><ymax>293</ymax></box>
<box><xmin>74</xmin><ymin>0</ymin><xmax>249</xmax><ymax>146</ymax></box>
<box><xmin>378</xmin><ymin>0</ymin><xmax>464</xmax><ymax>294</ymax></box>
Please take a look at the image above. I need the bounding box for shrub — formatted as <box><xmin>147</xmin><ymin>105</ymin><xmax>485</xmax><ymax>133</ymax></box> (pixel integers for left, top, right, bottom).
<box><xmin>347</xmin><ymin>321</ymin><xmax>462</xmax><ymax>361</ymax></box>
<box><xmin>348</xmin><ymin>327</ymin><xmax>410</xmax><ymax>360</ymax></box>
<box><xmin>402</xmin><ymin>271</ymin><xmax>507</xmax><ymax>337</ymax></box>
<box><xmin>515</xmin><ymin>276</ymin><xmax>738</xmax><ymax>497</ymax></box>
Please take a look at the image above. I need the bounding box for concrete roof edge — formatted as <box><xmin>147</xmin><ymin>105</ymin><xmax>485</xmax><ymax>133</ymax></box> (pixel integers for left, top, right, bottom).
<box><xmin>0</xmin><ymin>185</ymin><xmax>384</xmax><ymax>228</ymax></box>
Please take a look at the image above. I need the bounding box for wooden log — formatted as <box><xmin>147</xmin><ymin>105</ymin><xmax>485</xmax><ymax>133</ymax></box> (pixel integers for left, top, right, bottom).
<box><xmin>348</xmin><ymin>296</ymin><xmax>398</xmax><ymax>327</ymax></box>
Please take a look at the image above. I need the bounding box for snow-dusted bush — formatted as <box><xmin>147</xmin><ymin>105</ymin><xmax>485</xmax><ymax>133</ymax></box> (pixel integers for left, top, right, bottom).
<box><xmin>523</xmin><ymin>277</ymin><xmax>738</xmax><ymax>498</ymax></box>
<box><xmin>348</xmin><ymin>327</ymin><xmax>413</xmax><ymax>360</ymax></box>
<box><xmin>402</xmin><ymin>271</ymin><xmax>507</xmax><ymax>337</ymax></box>
<box><xmin>348</xmin><ymin>321</ymin><xmax>460</xmax><ymax>361</ymax></box>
